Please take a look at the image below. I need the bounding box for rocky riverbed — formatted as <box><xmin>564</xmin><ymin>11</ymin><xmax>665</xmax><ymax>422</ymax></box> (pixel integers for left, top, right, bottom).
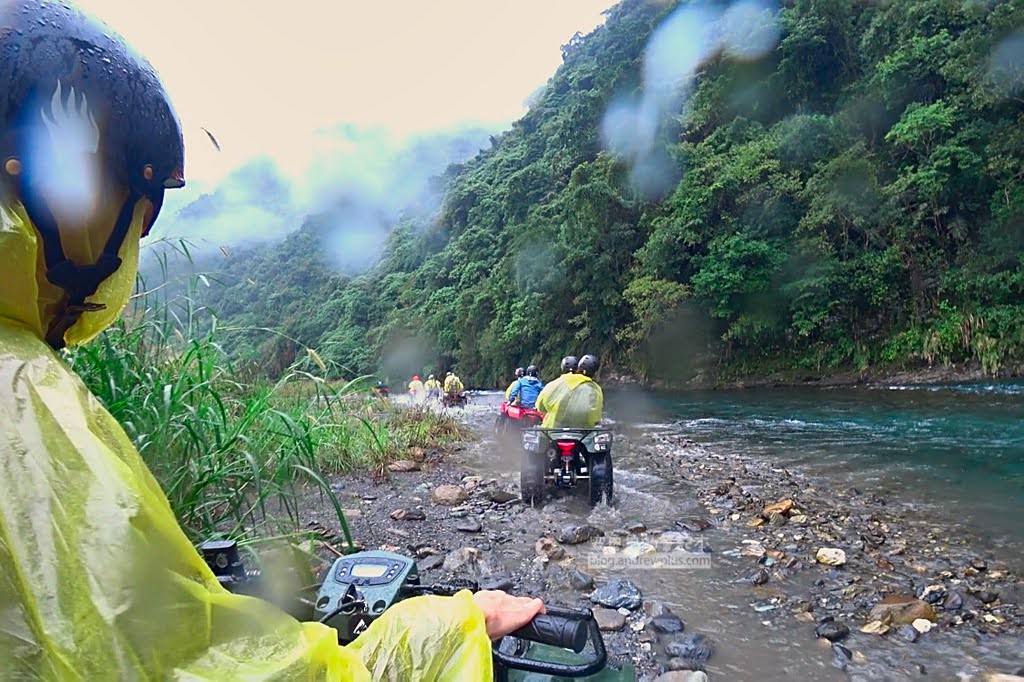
<box><xmin>299</xmin><ymin>400</ymin><xmax>1024</xmax><ymax>682</ymax></box>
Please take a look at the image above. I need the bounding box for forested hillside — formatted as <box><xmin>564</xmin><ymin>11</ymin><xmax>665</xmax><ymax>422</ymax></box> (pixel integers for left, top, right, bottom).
<box><xmin>176</xmin><ymin>0</ymin><xmax>1024</xmax><ymax>387</ymax></box>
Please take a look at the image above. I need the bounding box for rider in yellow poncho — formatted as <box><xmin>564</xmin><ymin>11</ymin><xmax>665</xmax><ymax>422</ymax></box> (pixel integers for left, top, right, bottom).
<box><xmin>0</xmin><ymin>2</ymin><xmax>540</xmax><ymax>679</ymax></box>
<box><xmin>444</xmin><ymin>370</ymin><xmax>464</xmax><ymax>394</ymax></box>
<box><xmin>535</xmin><ymin>355</ymin><xmax>603</xmax><ymax>428</ymax></box>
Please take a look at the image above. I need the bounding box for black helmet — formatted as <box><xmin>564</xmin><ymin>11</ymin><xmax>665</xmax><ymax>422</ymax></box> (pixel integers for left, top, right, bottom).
<box><xmin>561</xmin><ymin>356</ymin><xmax>579</xmax><ymax>373</ymax></box>
<box><xmin>514</xmin><ymin>367</ymin><xmax>525</xmax><ymax>378</ymax></box>
<box><xmin>1</xmin><ymin>0</ymin><xmax>185</xmax><ymax>349</ymax></box>
<box><xmin>578</xmin><ymin>354</ymin><xmax>600</xmax><ymax>377</ymax></box>
<box><xmin>526</xmin><ymin>365</ymin><xmax>538</xmax><ymax>377</ymax></box>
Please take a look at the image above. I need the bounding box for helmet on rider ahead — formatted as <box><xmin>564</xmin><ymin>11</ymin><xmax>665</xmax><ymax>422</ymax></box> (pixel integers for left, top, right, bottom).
<box><xmin>578</xmin><ymin>354</ymin><xmax>600</xmax><ymax>377</ymax></box>
<box><xmin>560</xmin><ymin>356</ymin><xmax>578</xmax><ymax>373</ymax></box>
<box><xmin>515</xmin><ymin>367</ymin><xmax>524</xmax><ymax>378</ymax></box>
<box><xmin>526</xmin><ymin>365</ymin><xmax>538</xmax><ymax>377</ymax></box>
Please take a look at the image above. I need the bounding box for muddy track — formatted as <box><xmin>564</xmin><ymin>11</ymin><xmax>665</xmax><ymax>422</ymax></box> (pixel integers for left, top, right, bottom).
<box><xmin>299</xmin><ymin>395</ymin><xmax>1024</xmax><ymax>682</ymax></box>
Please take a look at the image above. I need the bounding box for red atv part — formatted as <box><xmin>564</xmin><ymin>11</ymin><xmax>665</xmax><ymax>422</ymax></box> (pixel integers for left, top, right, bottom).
<box><xmin>500</xmin><ymin>402</ymin><xmax>544</xmax><ymax>423</ymax></box>
<box><xmin>555</xmin><ymin>441</ymin><xmax>576</xmax><ymax>458</ymax></box>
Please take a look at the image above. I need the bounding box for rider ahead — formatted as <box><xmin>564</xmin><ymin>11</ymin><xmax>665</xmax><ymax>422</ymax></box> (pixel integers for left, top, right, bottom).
<box><xmin>505</xmin><ymin>367</ymin><xmax>525</xmax><ymax>401</ymax></box>
<box><xmin>0</xmin><ymin>3</ymin><xmax>541</xmax><ymax>679</ymax></box>
<box><xmin>535</xmin><ymin>354</ymin><xmax>603</xmax><ymax>428</ymax></box>
<box><xmin>509</xmin><ymin>365</ymin><xmax>544</xmax><ymax>409</ymax></box>
<box><xmin>424</xmin><ymin>373</ymin><xmax>442</xmax><ymax>400</ymax></box>
<box><xmin>444</xmin><ymin>370</ymin><xmax>464</xmax><ymax>395</ymax></box>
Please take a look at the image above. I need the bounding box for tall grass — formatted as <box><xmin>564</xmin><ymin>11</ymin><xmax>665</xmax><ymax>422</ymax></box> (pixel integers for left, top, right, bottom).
<box><xmin>63</xmin><ymin>242</ymin><xmax>469</xmax><ymax>550</ymax></box>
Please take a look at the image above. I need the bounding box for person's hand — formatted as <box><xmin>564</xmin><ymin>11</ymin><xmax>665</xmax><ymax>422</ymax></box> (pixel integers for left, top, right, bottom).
<box><xmin>472</xmin><ymin>590</ymin><xmax>545</xmax><ymax>640</ymax></box>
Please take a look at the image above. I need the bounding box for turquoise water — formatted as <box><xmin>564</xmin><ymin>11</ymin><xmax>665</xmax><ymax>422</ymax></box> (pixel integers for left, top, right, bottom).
<box><xmin>609</xmin><ymin>380</ymin><xmax>1024</xmax><ymax>554</ymax></box>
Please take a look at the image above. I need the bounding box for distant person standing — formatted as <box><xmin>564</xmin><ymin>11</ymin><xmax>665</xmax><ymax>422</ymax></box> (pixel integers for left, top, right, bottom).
<box><xmin>424</xmin><ymin>374</ymin><xmax>442</xmax><ymax>401</ymax></box>
<box><xmin>408</xmin><ymin>374</ymin><xmax>424</xmax><ymax>402</ymax></box>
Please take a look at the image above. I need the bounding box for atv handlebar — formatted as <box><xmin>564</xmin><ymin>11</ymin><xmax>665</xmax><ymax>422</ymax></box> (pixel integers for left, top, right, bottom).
<box><xmin>496</xmin><ymin>604</ymin><xmax>607</xmax><ymax>677</ymax></box>
<box><xmin>509</xmin><ymin>607</ymin><xmax>587</xmax><ymax>653</ymax></box>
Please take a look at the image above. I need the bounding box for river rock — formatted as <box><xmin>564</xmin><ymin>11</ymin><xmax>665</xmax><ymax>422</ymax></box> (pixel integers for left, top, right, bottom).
<box><xmin>655</xmin><ymin>672</ymin><xmax>708</xmax><ymax>682</ymax></box>
<box><xmin>557</xmin><ymin>524</ymin><xmax>605</xmax><ymax>545</ymax></box>
<box><xmin>488</xmin><ymin>489</ymin><xmax>518</xmax><ymax>504</ymax></box>
<box><xmin>627</xmin><ymin>522</ymin><xmax>648</xmax><ymax>533</ymax></box>
<box><xmin>417</xmin><ymin>554</ymin><xmax>444</xmax><ymax>571</ymax></box>
<box><xmin>655</xmin><ymin>531</ymin><xmax>689</xmax><ymax>550</ymax></box>
<box><xmin>666</xmin><ymin>658</ymin><xmax>705</xmax><ymax>672</ymax></box>
<box><xmin>432</xmin><ymin>485</ymin><xmax>469</xmax><ymax>505</ymax></box>
<box><xmin>976</xmin><ymin>589</ymin><xmax>1000</xmax><ymax>604</ymax></box>
<box><xmin>894</xmin><ymin>624</ymin><xmax>919</xmax><ymax>642</ymax></box>
<box><xmin>832</xmin><ymin>643</ymin><xmax>852</xmax><ymax>671</ymax></box>
<box><xmin>442</xmin><ymin>547</ymin><xmax>491</xmax><ymax>576</ymax></box>
<box><xmin>535</xmin><ymin>537</ymin><xmax>565</xmax><ymax>560</ymax></box>
<box><xmin>912</xmin><ymin>618</ymin><xmax>933</xmax><ymax>633</ymax></box>
<box><xmin>762</xmin><ymin>499</ymin><xmax>794</xmax><ymax>517</ymax></box>
<box><xmin>920</xmin><ymin>584</ymin><xmax>947</xmax><ymax>604</ymax></box>
<box><xmin>768</xmin><ymin>511</ymin><xmax>788</xmax><ymax>527</ymax></box>
<box><xmin>593</xmin><ymin>607</ymin><xmax>626</xmax><ymax>632</ymax></box>
<box><xmin>569</xmin><ymin>568</ymin><xmax>595</xmax><ymax>590</ymax></box>
<box><xmin>624</xmin><ymin>542</ymin><xmax>657</xmax><ymax>559</ymax></box>
<box><xmin>944</xmin><ymin>591</ymin><xmax>964</xmax><ymax>610</ymax></box>
<box><xmin>860</xmin><ymin>620</ymin><xmax>890</xmax><ymax>635</ymax></box>
<box><xmin>815</xmin><ymin>619</ymin><xmax>850</xmax><ymax>642</ymax></box>
<box><xmin>650</xmin><ymin>613</ymin><xmax>685</xmax><ymax>634</ymax></box>
<box><xmin>868</xmin><ymin>596</ymin><xmax>938</xmax><ymax>625</ymax></box>
<box><xmin>390</xmin><ymin>508</ymin><xmax>426</xmax><ymax>521</ymax></box>
<box><xmin>591</xmin><ymin>578</ymin><xmax>643</xmax><ymax>610</ymax></box>
<box><xmin>480</xmin><ymin>573</ymin><xmax>514</xmax><ymax>591</ymax></box>
<box><xmin>665</xmin><ymin>633</ymin><xmax>714</xmax><ymax>663</ymax></box>
<box><xmin>676</xmin><ymin>518</ymin><xmax>712</xmax><ymax>532</ymax></box>
<box><xmin>816</xmin><ymin>548</ymin><xmax>847</xmax><ymax>566</ymax></box>
<box><xmin>456</xmin><ymin>518</ymin><xmax>482</xmax><ymax>533</ymax></box>
<box><xmin>388</xmin><ymin>459</ymin><xmax>421</xmax><ymax>472</ymax></box>
<box><xmin>750</xmin><ymin>568</ymin><xmax>770</xmax><ymax>586</ymax></box>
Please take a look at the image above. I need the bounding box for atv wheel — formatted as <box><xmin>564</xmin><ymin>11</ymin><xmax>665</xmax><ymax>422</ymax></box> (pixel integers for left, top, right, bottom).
<box><xmin>588</xmin><ymin>452</ymin><xmax>614</xmax><ymax>507</ymax></box>
<box><xmin>494</xmin><ymin>415</ymin><xmax>507</xmax><ymax>436</ymax></box>
<box><xmin>520</xmin><ymin>451</ymin><xmax>545</xmax><ymax>506</ymax></box>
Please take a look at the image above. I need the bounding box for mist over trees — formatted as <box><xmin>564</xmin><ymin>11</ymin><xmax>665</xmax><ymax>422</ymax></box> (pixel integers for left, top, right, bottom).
<box><xmin>164</xmin><ymin>0</ymin><xmax>1024</xmax><ymax>387</ymax></box>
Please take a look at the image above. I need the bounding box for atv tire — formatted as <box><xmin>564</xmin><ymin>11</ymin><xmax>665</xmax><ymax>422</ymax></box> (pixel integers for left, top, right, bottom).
<box><xmin>589</xmin><ymin>452</ymin><xmax>613</xmax><ymax>507</ymax></box>
<box><xmin>520</xmin><ymin>451</ymin><xmax>545</xmax><ymax>506</ymax></box>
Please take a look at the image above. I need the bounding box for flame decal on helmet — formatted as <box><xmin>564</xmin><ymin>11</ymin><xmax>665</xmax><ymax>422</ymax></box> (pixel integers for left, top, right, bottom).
<box><xmin>40</xmin><ymin>80</ymin><xmax>100</xmax><ymax>154</ymax></box>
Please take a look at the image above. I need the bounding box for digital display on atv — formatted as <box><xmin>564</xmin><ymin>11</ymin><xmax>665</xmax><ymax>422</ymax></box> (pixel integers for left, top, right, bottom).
<box><xmin>351</xmin><ymin>563</ymin><xmax>388</xmax><ymax>578</ymax></box>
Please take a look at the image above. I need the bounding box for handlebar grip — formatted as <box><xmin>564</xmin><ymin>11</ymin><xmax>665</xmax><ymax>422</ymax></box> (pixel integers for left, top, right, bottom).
<box><xmin>509</xmin><ymin>613</ymin><xmax>588</xmax><ymax>653</ymax></box>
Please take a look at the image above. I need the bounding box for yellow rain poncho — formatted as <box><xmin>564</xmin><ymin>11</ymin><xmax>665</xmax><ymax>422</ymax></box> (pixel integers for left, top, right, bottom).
<box><xmin>0</xmin><ymin>197</ymin><xmax>494</xmax><ymax>679</ymax></box>
<box><xmin>534</xmin><ymin>373</ymin><xmax>603</xmax><ymax>429</ymax></box>
<box><xmin>444</xmin><ymin>374</ymin><xmax>464</xmax><ymax>394</ymax></box>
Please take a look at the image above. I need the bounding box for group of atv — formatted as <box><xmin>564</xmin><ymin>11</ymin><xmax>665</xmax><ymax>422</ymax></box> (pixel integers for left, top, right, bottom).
<box><xmin>494</xmin><ymin>400</ymin><xmax>614</xmax><ymax>508</ymax></box>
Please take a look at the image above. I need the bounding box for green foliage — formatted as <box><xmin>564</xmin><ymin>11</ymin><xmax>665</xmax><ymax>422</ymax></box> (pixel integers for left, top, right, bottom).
<box><xmin>66</xmin><ymin>261</ymin><xmax>468</xmax><ymax>546</ymax></box>
<box><xmin>165</xmin><ymin>0</ymin><xmax>1024</xmax><ymax>384</ymax></box>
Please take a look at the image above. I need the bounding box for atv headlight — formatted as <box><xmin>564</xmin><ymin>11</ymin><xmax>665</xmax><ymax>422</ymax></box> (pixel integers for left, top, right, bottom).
<box><xmin>594</xmin><ymin>432</ymin><xmax>612</xmax><ymax>451</ymax></box>
<box><xmin>522</xmin><ymin>431</ymin><xmax>540</xmax><ymax>450</ymax></box>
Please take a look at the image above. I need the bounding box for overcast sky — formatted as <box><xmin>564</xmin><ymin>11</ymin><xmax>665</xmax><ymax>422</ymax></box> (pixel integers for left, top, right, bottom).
<box><xmin>72</xmin><ymin>0</ymin><xmax>614</xmax><ymax>190</ymax></box>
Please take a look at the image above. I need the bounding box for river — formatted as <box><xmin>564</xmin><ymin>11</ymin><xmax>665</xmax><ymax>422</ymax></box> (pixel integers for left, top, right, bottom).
<box><xmin>608</xmin><ymin>380</ymin><xmax>1024</xmax><ymax>559</ymax></box>
<box><xmin>462</xmin><ymin>380</ymin><xmax>1024</xmax><ymax>681</ymax></box>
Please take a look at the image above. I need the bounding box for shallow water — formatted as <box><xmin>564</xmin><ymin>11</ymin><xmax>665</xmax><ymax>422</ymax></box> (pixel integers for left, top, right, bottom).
<box><xmin>609</xmin><ymin>380</ymin><xmax>1024</xmax><ymax>561</ymax></box>
<box><xmin>456</xmin><ymin>382</ymin><xmax>1024</xmax><ymax>681</ymax></box>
